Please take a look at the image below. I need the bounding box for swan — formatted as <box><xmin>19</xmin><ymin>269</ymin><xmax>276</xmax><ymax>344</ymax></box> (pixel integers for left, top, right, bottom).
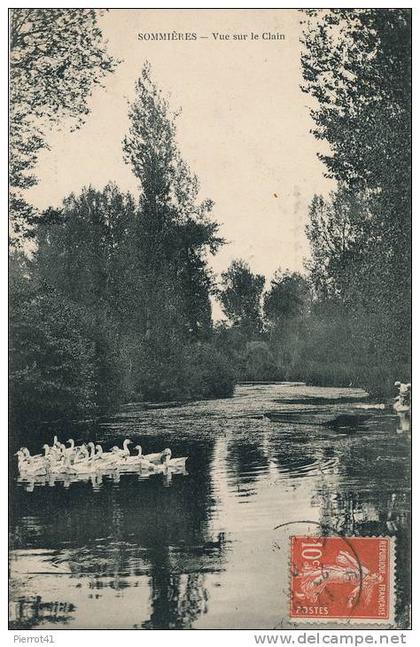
<box><xmin>22</xmin><ymin>444</ymin><xmax>50</xmax><ymax>463</ymax></box>
<box><xmin>68</xmin><ymin>442</ymin><xmax>98</xmax><ymax>470</ymax></box>
<box><xmin>65</xmin><ymin>454</ymin><xmax>94</xmax><ymax>475</ymax></box>
<box><xmin>19</xmin><ymin>447</ymin><xmax>31</xmax><ymax>460</ymax></box>
<box><xmin>138</xmin><ymin>446</ymin><xmax>168</xmax><ymax>465</ymax></box>
<box><xmin>90</xmin><ymin>445</ymin><xmax>119</xmax><ymax>471</ymax></box>
<box><xmin>121</xmin><ymin>446</ymin><xmax>155</xmax><ymax>471</ymax></box>
<box><xmin>45</xmin><ymin>453</ymin><xmax>67</xmax><ymax>475</ymax></box>
<box><xmin>16</xmin><ymin>450</ymin><xmax>47</xmax><ymax>477</ymax></box>
<box><xmin>87</xmin><ymin>442</ymin><xmax>96</xmax><ymax>461</ymax></box>
<box><xmin>114</xmin><ymin>439</ymin><xmax>133</xmax><ymax>457</ymax></box>
<box><xmin>50</xmin><ymin>436</ymin><xmax>63</xmax><ymax>455</ymax></box>
<box><xmin>15</xmin><ymin>449</ymin><xmax>28</xmax><ymax>468</ymax></box>
<box><xmin>63</xmin><ymin>439</ymin><xmax>77</xmax><ymax>459</ymax></box>
<box><xmin>134</xmin><ymin>446</ymin><xmax>187</xmax><ymax>470</ymax></box>
<box><xmin>48</xmin><ymin>443</ymin><xmax>66</xmax><ymax>461</ymax></box>
<box><xmin>73</xmin><ymin>443</ymin><xmax>89</xmax><ymax>462</ymax></box>
<box><xmin>17</xmin><ymin>446</ymin><xmax>49</xmax><ymax>471</ymax></box>
<box><xmin>94</xmin><ymin>444</ymin><xmax>119</xmax><ymax>466</ymax></box>
<box><xmin>44</xmin><ymin>443</ymin><xmax>68</xmax><ymax>472</ymax></box>
<box><xmin>160</xmin><ymin>448</ymin><xmax>188</xmax><ymax>469</ymax></box>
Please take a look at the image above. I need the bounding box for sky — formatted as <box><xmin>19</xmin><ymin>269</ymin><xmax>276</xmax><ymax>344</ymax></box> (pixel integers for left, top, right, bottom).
<box><xmin>25</xmin><ymin>9</ymin><xmax>335</xmax><ymax>317</ymax></box>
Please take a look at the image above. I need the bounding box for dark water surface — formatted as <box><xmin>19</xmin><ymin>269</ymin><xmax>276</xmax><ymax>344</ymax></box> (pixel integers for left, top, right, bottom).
<box><xmin>9</xmin><ymin>384</ymin><xmax>411</xmax><ymax>629</ymax></box>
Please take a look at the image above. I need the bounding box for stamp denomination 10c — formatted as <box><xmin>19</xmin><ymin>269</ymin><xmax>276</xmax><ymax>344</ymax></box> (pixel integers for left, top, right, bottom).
<box><xmin>290</xmin><ymin>536</ymin><xmax>395</xmax><ymax>625</ymax></box>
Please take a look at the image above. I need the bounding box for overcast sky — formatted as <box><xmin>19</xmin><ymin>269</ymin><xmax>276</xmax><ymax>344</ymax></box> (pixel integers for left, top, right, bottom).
<box><xmin>26</xmin><ymin>9</ymin><xmax>335</xmax><ymax>316</ymax></box>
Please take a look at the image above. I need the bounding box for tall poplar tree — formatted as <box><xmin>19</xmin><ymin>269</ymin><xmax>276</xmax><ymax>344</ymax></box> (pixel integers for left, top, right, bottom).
<box><xmin>122</xmin><ymin>63</ymin><xmax>223</xmax><ymax>397</ymax></box>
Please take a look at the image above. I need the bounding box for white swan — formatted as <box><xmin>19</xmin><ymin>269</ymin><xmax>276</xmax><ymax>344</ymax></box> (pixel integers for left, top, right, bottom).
<box><xmin>160</xmin><ymin>448</ymin><xmax>188</xmax><ymax>469</ymax></box>
<box><xmin>73</xmin><ymin>443</ymin><xmax>89</xmax><ymax>463</ymax></box>
<box><xmin>50</xmin><ymin>436</ymin><xmax>63</xmax><ymax>455</ymax></box>
<box><xmin>63</xmin><ymin>439</ymin><xmax>77</xmax><ymax>460</ymax></box>
<box><xmin>45</xmin><ymin>453</ymin><xmax>67</xmax><ymax>475</ymax></box>
<box><xmin>65</xmin><ymin>454</ymin><xmax>94</xmax><ymax>475</ymax></box>
<box><xmin>21</xmin><ymin>445</ymin><xmax>50</xmax><ymax>464</ymax></box>
<box><xmin>15</xmin><ymin>450</ymin><xmax>47</xmax><ymax>477</ymax></box>
<box><xmin>121</xmin><ymin>446</ymin><xmax>155</xmax><ymax>471</ymax></box>
<box><xmin>134</xmin><ymin>446</ymin><xmax>187</xmax><ymax>470</ymax></box>
<box><xmin>94</xmin><ymin>444</ymin><xmax>119</xmax><ymax>464</ymax></box>
<box><xmin>92</xmin><ymin>445</ymin><xmax>119</xmax><ymax>470</ymax></box>
<box><xmin>87</xmin><ymin>442</ymin><xmax>96</xmax><ymax>460</ymax></box>
<box><xmin>138</xmin><ymin>446</ymin><xmax>167</xmax><ymax>465</ymax></box>
<box><xmin>114</xmin><ymin>439</ymin><xmax>133</xmax><ymax>457</ymax></box>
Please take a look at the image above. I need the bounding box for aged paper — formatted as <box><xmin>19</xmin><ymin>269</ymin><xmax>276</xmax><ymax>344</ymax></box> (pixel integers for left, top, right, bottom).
<box><xmin>9</xmin><ymin>7</ymin><xmax>411</xmax><ymax>635</ymax></box>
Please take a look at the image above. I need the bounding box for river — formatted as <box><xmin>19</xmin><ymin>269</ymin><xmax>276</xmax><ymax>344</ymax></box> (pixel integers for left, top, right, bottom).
<box><xmin>9</xmin><ymin>384</ymin><xmax>411</xmax><ymax>630</ymax></box>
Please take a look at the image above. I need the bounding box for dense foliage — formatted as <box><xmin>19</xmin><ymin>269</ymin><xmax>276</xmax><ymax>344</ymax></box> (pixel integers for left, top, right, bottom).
<box><xmin>214</xmin><ymin>9</ymin><xmax>411</xmax><ymax>397</ymax></box>
<box><xmin>219</xmin><ymin>260</ymin><xmax>265</xmax><ymax>337</ymax></box>
<box><xmin>10</xmin><ymin>64</ymin><xmax>234</xmax><ymax>424</ymax></box>
<box><xmin>9</xmin><ymin>8</ymin><xmax>118</xmax><ymax>240</ymax></box>
<box><xmin>9</xmin><ymin>9</ymin><xmax>410</xmax><ymax>428</ymax></box>
<box><xmin>300</xmin><ymin>8</ymin><xmax>411</xmax><ymax>392</ymax></box>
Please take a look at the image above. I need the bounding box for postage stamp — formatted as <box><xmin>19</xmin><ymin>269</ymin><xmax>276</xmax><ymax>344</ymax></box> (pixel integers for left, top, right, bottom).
<box><xmin>290</xmin><ymin>536</ymin><xmax>395</xmax><ymax>625</ymax></box>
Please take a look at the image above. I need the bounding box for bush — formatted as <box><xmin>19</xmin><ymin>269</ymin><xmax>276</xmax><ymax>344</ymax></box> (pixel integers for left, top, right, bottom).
<box><xmin>131</xmin><ymin>340</ymin><xmax>235</xmax><ymax>402</ymax></box>
<box><xmin>9</xmin><ymin>289</ymin><xmax>97</xmax><ymax>423</ymax></box>
<box><xmin>185</xmin><ymin>342</ymin><xmax>236</xmax><ymax>399</ymax></box>
<box><xmin>9</xmin><ymin>280</ymin><xmax>126</xmax><ymax>423</ymax></box>
<box><xmin>242</xmin><ymin>341</ymin><xmax>278</xmax><ymax>381</ymax></box>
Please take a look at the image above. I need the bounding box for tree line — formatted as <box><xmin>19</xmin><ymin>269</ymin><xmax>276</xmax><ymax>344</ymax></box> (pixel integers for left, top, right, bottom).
<box><xmin>216</xmin><ymin>9</ymin><xmax>411</xmax><ymax>397</ymax></box>
<box><xmin>9</xmin><ymin>9</ymin><xmax>410</xmax><ymax>426</ymax></box>
<box><xmin>10</xmin><ymin>61</ymin><xmax>235</xmax><ymax>424</ymax></box>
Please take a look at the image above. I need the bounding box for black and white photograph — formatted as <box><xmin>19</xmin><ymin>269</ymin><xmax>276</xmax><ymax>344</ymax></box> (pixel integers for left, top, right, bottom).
<box><xmin>8</xmin><ymin>6</ymin><xmax>412</xmax><ymax>634</ymax></box>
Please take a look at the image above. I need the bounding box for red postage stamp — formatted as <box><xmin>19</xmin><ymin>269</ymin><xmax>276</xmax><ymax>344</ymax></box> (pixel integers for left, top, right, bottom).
<box><xmin>290</xmin><ymin>536</ymin><xmax>395</xmax><ymax>624</ymax></box>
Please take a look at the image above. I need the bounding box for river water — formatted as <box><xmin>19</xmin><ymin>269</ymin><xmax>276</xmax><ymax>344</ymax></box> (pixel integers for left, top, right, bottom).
<box><xmin>9</xmin><ymin>384</ymin><xmax>411</xmax><ymax>630</ymax></box>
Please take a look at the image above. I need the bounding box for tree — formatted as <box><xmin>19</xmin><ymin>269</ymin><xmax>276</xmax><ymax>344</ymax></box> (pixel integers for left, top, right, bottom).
<box><xmin>9</xmin><ymin>61</ymin><xmax>235</xmax><ymax>424</ymax></box>
<box><xmin>304</xmin><ymin>186</ymin><xmax>408</xmax><ymax>385</ymax></box>
<box><xmin>9</xmin><ymin>8</ymin><xmax>118</xmax><ymax>239</ymax></box>
<box><xmin>123</xmin><ymin>63</ymin><xmax>223</xmax><ymax>336</ymax></box>
<box><xmin>23</xmin><ymin>185</ymin><xmax>136</xmax><ymax>415</ymax></box>
<box><xmin>304</xmin><ymin>186</ymin><xmax>374</xmax><ymax>300</ymax></box>
<box><xmin>9</xmin><ymin>253</ymin><xmax>97</xmax><ymax>422</ymax></box>
<box><xmin>185</xmin><ymin>343</ymin><xmax>235</xmax><ymax>399</ymax></box>
<box><xmin>301</xmin><ymin>9</ymin><xmax>410</xmax><ymax>195</ymax></box>
<box><xmin>35</xmin><ymin>184</ymin><xmax>138</xmax><ymax>320</ymax></box>
<box><xmin>218</xmin><ymin>259</ymin><xmax>265</xmax><ymax>337</ymax></box>
<box><xmin>301</xmin><ymin>9</ymin><xmax>411</xmax><ymax>384</ymax></box>
<box><xmin>264</xmin><ymin>269</ymin><xmax>311</xmax><ymax>325</ymax></box>
<box><xmin>242</xmin><ymin>341</ymin><xmax>277</xmax><ymax>382</ymax></box>
<box><xmin>263</xmin><ymin>270</ymin><xmax>311</xmax><ymax>379</ymax></box>
<box><xmin>122</xmin><ymin>63</ymin><xmax>224</xmax><ymax>397</ymax></box>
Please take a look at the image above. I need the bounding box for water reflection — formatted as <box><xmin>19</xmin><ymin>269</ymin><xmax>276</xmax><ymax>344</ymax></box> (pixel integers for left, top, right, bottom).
<box><xmin>9</xmin><ymin>595</ymin><xmax>76</xmax><ymax>629</ymax></box>
<box><xmin>17</xmin><ymin>465</ymin><xmax>188</xmax><ymax>492</ymax></box>
<box><xmin>10</xmin><ymin>385</ymin><xmax>410</xmax><ymax>629</ymax></box>
<box><xmin>312</xmin><ymin>426</ymin><xmax>411</xmax><ymax>629</ymax></box>
<box><xmin>11</xmin><ymin>438</ymin><xmax>225</xmax><ymax>629</ymax></box>
<box><xmin>142</xmin><ymin>561</ymin><xmax>209</xmax><ymax>629</ymax></box>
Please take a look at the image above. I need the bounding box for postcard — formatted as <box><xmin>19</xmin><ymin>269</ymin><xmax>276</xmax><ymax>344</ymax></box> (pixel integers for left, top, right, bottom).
<box><xmin>8</xmin><ymin>7</ymin><xmax>411</xmax><ymax>634</ymax></box>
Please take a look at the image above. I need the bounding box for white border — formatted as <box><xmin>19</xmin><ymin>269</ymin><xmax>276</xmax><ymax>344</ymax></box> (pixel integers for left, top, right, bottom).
<box><xmin>2</xmin><ymin>2</ymin><xmax>417</xmax><ymax>646</ymax></box>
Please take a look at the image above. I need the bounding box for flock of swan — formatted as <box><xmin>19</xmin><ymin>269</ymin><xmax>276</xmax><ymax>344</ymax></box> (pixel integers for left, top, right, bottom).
<box><xmin>15</xmin><ymin>436</ymin><xmax>188</xmax><ymax>482</ymax></box>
